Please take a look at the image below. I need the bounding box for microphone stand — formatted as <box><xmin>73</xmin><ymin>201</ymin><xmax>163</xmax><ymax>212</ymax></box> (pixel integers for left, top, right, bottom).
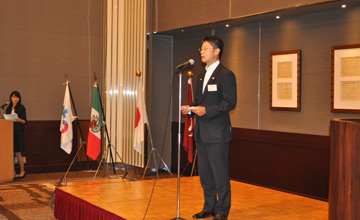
<box><xmin>0</xmin><ymin>103</ymin><xmax>9</xmax><ymax>119</ymax></box>
<box><xmin>171</xmin><ymin>67</ymin><xmax>185</xmax><ymax>220</ymax></box>
<box><xmin>0</xmin><ymin>106</ymin><xmax>6</xmax><ymax>119</ymax></box>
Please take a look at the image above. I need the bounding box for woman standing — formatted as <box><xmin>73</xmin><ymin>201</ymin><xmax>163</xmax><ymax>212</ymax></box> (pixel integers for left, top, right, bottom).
<box><xmin>6</xmin><ymin>91</ymin><xmax>27</xmax><ymax>178</ymax></box>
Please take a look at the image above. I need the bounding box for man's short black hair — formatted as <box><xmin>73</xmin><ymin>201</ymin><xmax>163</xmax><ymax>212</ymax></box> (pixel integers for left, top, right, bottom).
<box><xmin>202</xmin><ymin>36</ymin><xmax>224</xmax><ymax>58</ymax></box>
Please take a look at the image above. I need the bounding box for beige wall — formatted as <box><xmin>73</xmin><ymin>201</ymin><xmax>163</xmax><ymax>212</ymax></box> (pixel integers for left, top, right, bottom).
<box><xmin>0</xmin><ymin>0</ymin><xmax>103</xmax><ymax>120</ymax></box>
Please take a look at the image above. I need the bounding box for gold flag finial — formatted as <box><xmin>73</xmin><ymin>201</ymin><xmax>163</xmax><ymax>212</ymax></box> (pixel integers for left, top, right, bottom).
<box><xmin>187</xmin><ymin>71</ymin><xmax>193</xmax><ymax>78</ymax></box>
<box><xmin>136</xmin><ymin>71</ymin><xmax>141</xmax><ymax>77</ymax></box>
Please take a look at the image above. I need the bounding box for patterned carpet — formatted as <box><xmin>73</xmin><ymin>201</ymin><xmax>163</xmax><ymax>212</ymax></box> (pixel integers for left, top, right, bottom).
<box><xmin>0</xmin><ymin>181</ymin><xmax>57</xmax><ymax>220</ymax></box>
<box><xmin>0</xmin><ymin>170</ymin><xmax>121</xmax><ymax>220</ymax></box>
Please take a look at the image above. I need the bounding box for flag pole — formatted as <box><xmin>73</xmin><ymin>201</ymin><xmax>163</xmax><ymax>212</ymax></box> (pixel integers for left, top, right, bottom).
<box><xmin>50</xmin><ymin>73</ymin><xmax>89</xmax><ymax>209</ymax></box>
<box><xmin>65</xmin><ymin>72</ymin><xmax>90</xmax><ymax>169</ymax></box>
<box><xmin>137</xmin><ymin>70</ymin><xmax>173</xmax><ymax>180</ymax></box>
<box><xmin>92</xmin><ymin>73</ymin><xmax>130</xmax><ymax>180</ymax></box>
<box><xmin>180</xmin><ymin>71</ymin><xmax>198</xmax><ymax>177</ymax></box>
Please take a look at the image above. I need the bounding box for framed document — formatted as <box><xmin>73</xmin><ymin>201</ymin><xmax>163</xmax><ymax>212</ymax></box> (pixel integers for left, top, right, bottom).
<box><xmin>332</xmin><ymin>44</ymin><xmax>360</xmax><ymax>113</ymax></box>
<box><xmin>270</xmin><ymin>50</ymin><xmax>301</xmax><ymax>111</ymax></box>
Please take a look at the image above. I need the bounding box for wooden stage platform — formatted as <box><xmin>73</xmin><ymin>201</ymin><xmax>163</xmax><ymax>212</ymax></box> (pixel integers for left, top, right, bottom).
<box><xmin>54</xmin><ymin>176</ymin><xmax>328</xmax><ymax>219</ymax></box>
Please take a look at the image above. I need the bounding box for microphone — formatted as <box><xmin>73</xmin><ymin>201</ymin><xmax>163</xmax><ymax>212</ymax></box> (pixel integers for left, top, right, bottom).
<box><xmin>0</xmin><ymin>101</ymin><xmax>9</xmax><ymax>108</ymax></box>
<box><xmin>174</xmin><ymin>59</ymin><xmax>195</xmax><ymax>70</ymax></box>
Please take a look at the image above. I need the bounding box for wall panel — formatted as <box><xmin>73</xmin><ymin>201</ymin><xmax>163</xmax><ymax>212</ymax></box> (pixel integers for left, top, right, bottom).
<box><xmin>229</xmin><ymin>128</ymin><xmax>329</xmax><ymax>200</ymax></box>
<box><xmin>21</xmin><ymin>121</ymin><xmax>97</xmax><ymax>174</ymax></box>
<box><xmin>0</xmin><ymin>0</ymin><xmax>103</xmax><ymax>121</ymax></box>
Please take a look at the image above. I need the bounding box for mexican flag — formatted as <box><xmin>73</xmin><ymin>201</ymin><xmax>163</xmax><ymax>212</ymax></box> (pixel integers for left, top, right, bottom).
<box><xmin>86</xmin><ymin>84</ymin><xmax>103</xmax><ymax>160</ymax></box>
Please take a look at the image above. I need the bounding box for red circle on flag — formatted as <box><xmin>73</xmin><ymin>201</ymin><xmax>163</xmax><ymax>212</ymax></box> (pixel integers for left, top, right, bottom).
<box><xmin>135</xmin><ymin>107</ymin><xmax>140</xmax><ymax>128</ymax></box>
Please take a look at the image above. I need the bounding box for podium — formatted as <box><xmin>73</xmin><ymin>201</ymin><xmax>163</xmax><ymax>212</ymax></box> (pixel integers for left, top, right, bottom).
<box><xmin>329</xmin><ymin>118</ymin><xmax>360</xmax><ymax>220</ymax></box>
<box><xmin>0</xmin><ymin>119</ymin><xmax>14</xmax><ymax>183</ymax></box>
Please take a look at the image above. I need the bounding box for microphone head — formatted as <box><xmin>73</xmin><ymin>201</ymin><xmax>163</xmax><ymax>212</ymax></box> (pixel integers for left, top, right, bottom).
<box><xmin>189</xmin><ymin>59</ymin><xmax>195</xmax><ymax>65</ymax></box>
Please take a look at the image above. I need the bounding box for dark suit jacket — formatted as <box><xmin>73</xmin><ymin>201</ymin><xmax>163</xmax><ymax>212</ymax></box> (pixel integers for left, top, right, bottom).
<box><xmin>191</xmin><ymin>63</ymin><xmax>237</xmax><ymax>144</ymax></box>
<box><xmin>5</xmin><ymin>104</ymin><xmax>27</xmax><ymax>130</ymax></box>
<box><xmin>6</xmin><ymin>104</ymin><xmax>27</xmax><ymax>152</ymax></box>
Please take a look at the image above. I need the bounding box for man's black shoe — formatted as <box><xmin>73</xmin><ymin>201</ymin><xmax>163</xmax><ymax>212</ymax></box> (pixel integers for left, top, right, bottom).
<box><xmin>213</xmin><ymin>214</ymin><xmax>228</xmax><ymax>220</ymax></box>
<box><xmin>193</xmin><ymin>210</ymin><xmax>215</xmax><ymax>219</ymax></box>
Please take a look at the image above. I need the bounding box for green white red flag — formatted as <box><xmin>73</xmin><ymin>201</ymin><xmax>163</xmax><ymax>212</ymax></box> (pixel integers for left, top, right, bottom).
<box><xmin>87</xmin><ymin>84</ymin><xmax>103</xmax><ymax>160</ymax></box>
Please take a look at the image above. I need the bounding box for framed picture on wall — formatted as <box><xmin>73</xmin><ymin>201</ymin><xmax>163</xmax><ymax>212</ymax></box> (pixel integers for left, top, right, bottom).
<box><xmin>270</xmin><ymin>50</ymin><xmax>301</xmax><ymax>111</ymax></box>
<box><xmin>332</xmin><ymin>44</ymin><xmax>360</xmax><ymax>113</ymax></box>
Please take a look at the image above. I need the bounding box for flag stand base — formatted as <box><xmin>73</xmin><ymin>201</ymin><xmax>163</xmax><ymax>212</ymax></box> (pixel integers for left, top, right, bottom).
<box><xmin>93</xmin><ymin>143</ymin><xmax>132</xmax><ymax>181</ymax></box>
<box><xmin>50</xmin><ymin>140</ymin><xmax>86</xmax><ymax>209</ymax></box>
<box><xmin>181</xmin><ymin>149</ymin><xmax>198</xmax><ymax>176</ymax></box>
<box><xmin>142</xmin><ymin>124</ymin><xmax>173</xmax><ymax>180</ymax></box>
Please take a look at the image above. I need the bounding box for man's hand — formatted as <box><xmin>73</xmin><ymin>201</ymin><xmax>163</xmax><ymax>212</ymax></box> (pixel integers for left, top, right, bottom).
<box><xmin>181</xmin><ymin>105</ymin><xmax>191</xmax><ymax>115</ymax></box>
<box><xmin>191</xmin><ymin>106</ymin><xmax>206</xmax><ymax>116</ymax></box>
<box><xmin>181</xmin><ymin>105</ymin><xmax>206</xmax><ymax>116</ymax></box>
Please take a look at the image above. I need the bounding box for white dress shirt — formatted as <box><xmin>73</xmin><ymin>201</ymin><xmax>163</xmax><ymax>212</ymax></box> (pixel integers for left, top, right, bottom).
<box><xmin>202</xmin><ymin>60</ymin><xmax>220</xmax><ymax>93</ymax></box>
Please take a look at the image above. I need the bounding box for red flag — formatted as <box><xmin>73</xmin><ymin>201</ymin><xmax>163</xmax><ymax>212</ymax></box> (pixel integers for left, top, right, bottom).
<box><xmin>183</xmin><ymin>77</ymin><xmax>194</xmax><ymax>163</ymax></box>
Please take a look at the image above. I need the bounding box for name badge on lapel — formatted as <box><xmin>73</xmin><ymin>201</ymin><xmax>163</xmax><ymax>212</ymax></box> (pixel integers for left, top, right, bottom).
<box><xmin>207</xmin><ymin>84</ymin><xmax>217</xmax><ymax>92</ymax></box>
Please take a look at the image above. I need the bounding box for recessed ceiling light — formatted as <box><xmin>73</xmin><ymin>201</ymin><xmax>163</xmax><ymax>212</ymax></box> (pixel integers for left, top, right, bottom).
<box><xmin>225</xmin><ymin>24</ymin><xmax>230</xmax><ymax>28</ymax></box>
<box><xmin>341</xmin><ymin>4</ymin><xmax>346</xmax><ymax>8</ymax></box>
<box><xmin>153</xmin><ymin>31</ymin><xmax>157</xmax><ymax>34</ymax></box>
<box><xmin>276</xmin><ymin>15</ymin><xmax>280</xmax><ymax>19</ymax></box>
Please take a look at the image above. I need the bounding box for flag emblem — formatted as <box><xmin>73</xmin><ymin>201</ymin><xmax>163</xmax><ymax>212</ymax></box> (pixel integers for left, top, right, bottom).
<box><xmin>61</xmin><ymin>121</ymin><xmax>69</xmax><ymax>133</ymax></box>
<box><xmin>135</xmin><ymin>108</ymin><xmax>141</xmax><ymax>127</ymax></box>
<box><xmin>90</xmin><ymin>115</ymin><xmax>101</xmax><ymax>133</ymax></box>
<box><xmin>61</xmin><ymin>107</ymin><xmax>69</xmax><ymax>133</ymax></box>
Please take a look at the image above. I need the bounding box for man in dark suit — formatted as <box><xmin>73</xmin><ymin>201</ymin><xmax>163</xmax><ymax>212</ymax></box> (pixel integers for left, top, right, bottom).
<box><xmin>181</xmin><ymin>36</ymin><xmax>237</xmax><ymax>220</ymax></box>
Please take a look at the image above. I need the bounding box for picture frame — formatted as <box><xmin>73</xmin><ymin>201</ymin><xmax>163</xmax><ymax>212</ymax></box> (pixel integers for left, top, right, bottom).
<box><xmin>332</xmin><ymin>44</ymin><xmax>360</xmax><ymax>113</ymax></box>
<box><xmin>270</xmin><ymin>50</ymin><xmax>301</xmax><ymax>111</ymax></box>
